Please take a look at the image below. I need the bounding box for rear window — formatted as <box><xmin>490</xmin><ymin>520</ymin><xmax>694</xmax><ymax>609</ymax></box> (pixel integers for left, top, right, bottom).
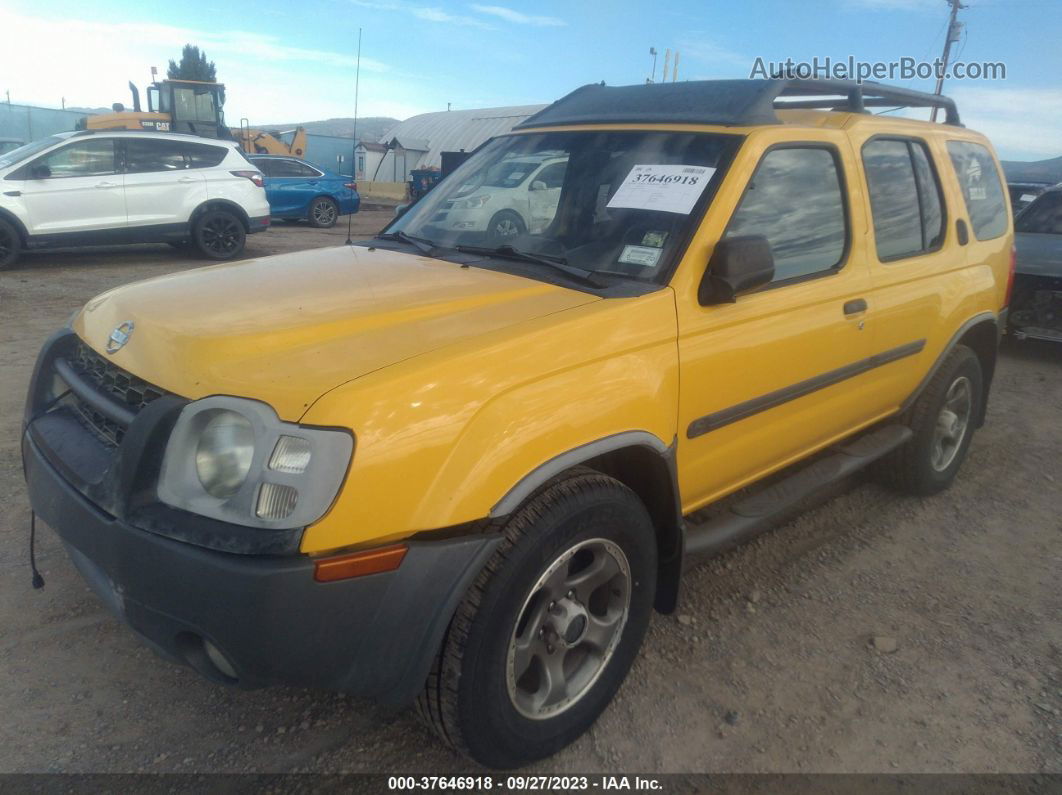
<box><xmin>946</xmin><ymin>141</ymin><xmax>1008</xmax><ymax>241</ymax></box>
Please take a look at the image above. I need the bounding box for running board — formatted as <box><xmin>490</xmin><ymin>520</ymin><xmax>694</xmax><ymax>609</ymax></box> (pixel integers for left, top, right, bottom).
<box><xmin>682</xmin><ymin>424</ymin><xmax>912</xmax><ymax>569</ymax></box>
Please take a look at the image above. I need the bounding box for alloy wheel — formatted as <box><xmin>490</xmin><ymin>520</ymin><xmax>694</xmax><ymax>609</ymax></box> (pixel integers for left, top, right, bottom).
<box><xmin>312</xmin><ymin>200</ymin><xmax>337</xmax><ymax>226</ymax></box>
<box><xmin>506</xmin><ymin>538</ymin><xmax>631</xmax><ymax>720</ymax></box>
<box><xmin>930</xmin><ymin>375</ymin><xmax>972</xmax><ymax>471</ymax></box>
<box><xmin>201</xmin><ymin>216</ymin><xmax>242</xmax><ymax>255</ymax></box>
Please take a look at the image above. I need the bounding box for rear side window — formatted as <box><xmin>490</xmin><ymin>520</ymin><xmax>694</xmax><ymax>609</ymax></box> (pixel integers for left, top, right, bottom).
<box><xmin>862</xmin><ymin>138</ymin><xmax>945</xmax><ymax>260</ymax></box>
<box><xmin>251</xmin><ymin>158</ymin><xmax>277</xmax><ymax>176</ymax></box>
<box><xmin>1015</xmin><ymin>192</ymin><xmax>1062</xmax><ymax>235</ymax></box>
<box><xmin>269</xmin><ymin>159</ymin><xmax>321</xmax><ymax>177</ymax></box>
<box><xmin>186</xmin><ymin>142</ymin><xmax>227</xmax><ymax>169</ymax></box>
<box><xmin>946</xmin><ymin>141</ymin><xmax>1008</xmax><ymax>240</ymax></box>
<box><xmin>724</xmin><ymin>146</ymin><xmax>847</xmax><ymax>283</ymax></box>
<box><xmin>125</xmin><ymin>138</ymin><xmax>189</xmax><ymax>173</ymax></box>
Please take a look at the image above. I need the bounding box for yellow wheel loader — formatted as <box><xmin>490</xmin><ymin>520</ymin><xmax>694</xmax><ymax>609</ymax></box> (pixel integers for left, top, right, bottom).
<box><xmin>81</xmin><ymin>79</ymin><xmax>307</xmax><ymax>157</ymax></box>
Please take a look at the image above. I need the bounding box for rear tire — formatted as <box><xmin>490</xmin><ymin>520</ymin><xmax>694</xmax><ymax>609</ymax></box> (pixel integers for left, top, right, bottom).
<box><xmin>0</xmin><ymin>218</ymin><xmax>21</xmax><ymax>269</ymax></box>
<box><xmin>192</xmin><ymin>210</ymin><xmax>246</xmax><ymax>260</ymax></box>
<box><xmin>879</xmin><ymin>344</ymin><xmax>983</xmax><ymax>496</ymax></box>
<box><xmin>308</xmin><ymin>197</ymin><xmax>338</xmax><ymax>228</ymax></box>
<box><xmin>416</xmin><ymin>469</ymin><xmax>656</xmax><ymax>768</ymax></box>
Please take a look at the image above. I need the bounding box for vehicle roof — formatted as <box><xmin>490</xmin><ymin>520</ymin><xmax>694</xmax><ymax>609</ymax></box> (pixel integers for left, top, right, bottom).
<box><xmin>516</xmin><ymin>79</ymin><xmax>962</xmax><ymax>131</ymax></box>
<box><xmin>71</xmin><ymin>129</ymin><xmax>237</xmax><ymax>146</ymax></box>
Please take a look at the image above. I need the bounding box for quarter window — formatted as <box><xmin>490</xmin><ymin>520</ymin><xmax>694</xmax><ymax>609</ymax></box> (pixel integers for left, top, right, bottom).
<box><xmin>946</xmin><ymin>141</ymin><xmax>1008</xmax><ymax>241</ymax></box>
<box><xmin>862</xmin><ymin>138</ymin><xmax>945</xmax><ymax>260</ymax></box>
<box><xmin>32</xmin><ymin>139</ymin><xmax>116</xmax><ymax>178</ymax></box>
<box><xmin>724</xmin><ymin>147</ymin><xmax>847</xmax><ymax>282</ymax></box>
<box><xmin>186</xmin><ymin>142</ymin><xmax>228</xmax><ymax>169</ymax></box>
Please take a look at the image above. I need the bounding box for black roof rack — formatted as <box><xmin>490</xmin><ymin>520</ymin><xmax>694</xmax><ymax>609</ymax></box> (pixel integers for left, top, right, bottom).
<box><xmin>514</xmin><ymin>79</ymin><xmax>961</xmax><ymax>130</ymax></box>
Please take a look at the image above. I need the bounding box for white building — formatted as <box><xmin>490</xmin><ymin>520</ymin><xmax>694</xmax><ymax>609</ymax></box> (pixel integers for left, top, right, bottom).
<box><xmin>371</xmin><ymin>104</ymin><xmax>547</xmax><ymax>182</ymax></box>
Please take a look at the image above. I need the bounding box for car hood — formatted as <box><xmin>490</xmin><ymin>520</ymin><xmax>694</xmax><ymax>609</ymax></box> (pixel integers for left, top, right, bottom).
<box><xmin>74</xmin><ymin>245</ymin><xmax>598</xmax><ymax>420</ymax></box>
<box><xmin>1015</xmin><ymin>232</ymin><xmax>1062</xmax><ymax>277</ymax></box>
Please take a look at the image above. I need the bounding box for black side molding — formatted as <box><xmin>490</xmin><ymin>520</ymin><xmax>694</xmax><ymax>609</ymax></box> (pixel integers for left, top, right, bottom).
<box><xmin>687</xmin><ymin>340</ymin><xmax>926</xmax><ymax>439</ymax></box>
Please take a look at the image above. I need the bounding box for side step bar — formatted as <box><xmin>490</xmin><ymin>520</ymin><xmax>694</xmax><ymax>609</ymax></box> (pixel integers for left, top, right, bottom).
<box><xmin>682</xmin><ymin>424</ymin><xmax>912</xmax><ymax>570</ymax></box>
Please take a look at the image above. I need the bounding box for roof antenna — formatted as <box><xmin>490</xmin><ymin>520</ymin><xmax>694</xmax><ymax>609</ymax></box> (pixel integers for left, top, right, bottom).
<box><xmin>346</xmin><ymin>27</ymin><xmax>363</xmax><ymax>247</ymax></box>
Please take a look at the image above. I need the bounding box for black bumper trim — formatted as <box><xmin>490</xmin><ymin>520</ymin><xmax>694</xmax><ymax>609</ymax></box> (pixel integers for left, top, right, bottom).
<box><xmin>23</xmin><ymin>431</ymin><xmax>499</xmax><ymax>703</ymax></box>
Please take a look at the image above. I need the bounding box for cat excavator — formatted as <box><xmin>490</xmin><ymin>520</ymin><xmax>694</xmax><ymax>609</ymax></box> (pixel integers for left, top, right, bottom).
<box><xmin>82</xmin><ymin>78</ymin><xmax>307</xmax><ymax>157</ymax></box>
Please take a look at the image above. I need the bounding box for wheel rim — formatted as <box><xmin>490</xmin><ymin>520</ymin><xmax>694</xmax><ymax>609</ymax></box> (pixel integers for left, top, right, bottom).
<box><xmin>930</xmin><ymin>375</ymin><xmax>972</xmax><ymax>472</ymax></box>
<box><xmin>506</xmin><ymin>538</ymin><xmax>631</xmax><ymax>721</ymax></box>
<box><xmin>493</xmin><ymin>217</ymin><xmax>520</xmax><ymax>238</ymax></box>
<box><xmin>201</xmin><ymin>217</ymin><xmax>242</xmax><ymax>254</ymax></box>
<box><xmin>313</xmin><ymin>201</ymin><xmax>337</xmax><ymax>225</ymax></box>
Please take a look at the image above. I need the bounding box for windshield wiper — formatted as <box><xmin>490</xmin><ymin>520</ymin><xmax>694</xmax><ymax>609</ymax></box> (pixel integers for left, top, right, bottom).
<box><xmin>375</xmin><ymin>230</ymin><xmax>441</xmax><ymax>256</ymax></box>
<box><xmin>455</xmin><ymin>244</ymin><xmax>606</xmax><ymax>289</ymax></box>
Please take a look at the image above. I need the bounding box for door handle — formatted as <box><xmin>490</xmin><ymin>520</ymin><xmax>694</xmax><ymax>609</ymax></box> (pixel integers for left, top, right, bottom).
<box><xmin>178</xmin><ymin>176</ymin><xmax>197</xmax><ymax>183</ymax></box>
<box><xmin>95</xmin><ymin>181</ymin><xmax>118</xmax><ymax>189</ymax></box>
<box><xmin>843</xmin><ymin>298</ymin><xmax>868</xmax><ymax>316</ymax></box>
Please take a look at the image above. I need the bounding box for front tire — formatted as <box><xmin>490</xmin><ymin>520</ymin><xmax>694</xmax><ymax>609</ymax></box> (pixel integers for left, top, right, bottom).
<box><xmin>192</xmin><ymin>210</ymin><xmax>246</xmax><ymax>260</ymax></box>
<box><xmin>0</xmin><ymin>218</ymin><xmax>22</xmax><ymax>269</ymax></box>
<box><xmin>487</xmin><ymin>210</ymin><xmax>526</xmax><ymax>243</ymax></box>
<box><xmin>879</xmin><ymin>344</ymin><xmax>983</xmax><ymax>495</ymax></box>
<box><xmin>308</xmin><ymin>197</ymin><xmax>338</xmax><ymax>228</ymax></box>
<box><xmin>417</xmin><ymin>470</ymin><xmax>656</xmax><ymax>768</ymax></box>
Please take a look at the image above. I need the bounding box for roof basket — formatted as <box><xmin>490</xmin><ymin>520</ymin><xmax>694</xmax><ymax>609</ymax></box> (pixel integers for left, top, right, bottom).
<box><xmin>515</xmin><ymin>79</ymin><xmax>961</xmax><ymax>130</ymax></box>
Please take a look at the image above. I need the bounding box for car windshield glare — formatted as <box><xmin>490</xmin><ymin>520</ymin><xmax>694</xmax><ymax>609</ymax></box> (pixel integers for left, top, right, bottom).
<box><xmin>388</xmin><ymin>130</ymin><xmax>738</xmax><ymax>282</ymax></box>
<box><xmin>0</xmin><ymin>135</ymin><xmax>66</xmax><ymax>170</ymax></box>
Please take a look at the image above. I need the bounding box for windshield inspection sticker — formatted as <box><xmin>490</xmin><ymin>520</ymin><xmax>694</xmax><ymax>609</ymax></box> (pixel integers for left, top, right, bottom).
<box><xmin>618</xmin><ymin>245</ymin><xmax>662</xmax><ymax>269</ymax></box>
<box><xmin>607</xmin><ymin>164</ymin><xmax>716</xmax><ymax>215</ymax></box>
<box><xmin>1020</xmin><ymin>193</ymin><xmax>1036</xmax><ymax>202</ymax></box>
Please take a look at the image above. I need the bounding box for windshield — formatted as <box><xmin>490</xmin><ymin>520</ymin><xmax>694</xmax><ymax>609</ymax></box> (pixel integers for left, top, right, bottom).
<box><xmin>388</xmin><ymin>130</ymin><xmax>738</xmax><ymax>282</ymax></box>
<box><xmin>0</xmin><ymin>135</ymin><xmax>66</xmax><ymax>170</ymax></box>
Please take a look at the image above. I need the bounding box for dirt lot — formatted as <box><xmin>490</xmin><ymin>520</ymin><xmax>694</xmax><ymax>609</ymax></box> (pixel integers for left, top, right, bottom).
<box><xmin>0</xmin><ymin>214</ymin><xmax>1058</xmax><ymax>774</ymax></box>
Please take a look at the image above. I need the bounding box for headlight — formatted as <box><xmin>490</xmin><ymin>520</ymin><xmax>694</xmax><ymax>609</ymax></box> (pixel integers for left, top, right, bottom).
<box><xmin>195</xmin><ymin>410</ymin><xmax>254</xmax><ymax>497</ymax></box>
<box><xmin>453</xmin><ymin>193</ymin><xmax>491</xmax><ymax>209</ymax></box>
<box><xmin>157</xmin><ymin>396</ymin><xmax>354</xmax><ymax>530</ymax></box>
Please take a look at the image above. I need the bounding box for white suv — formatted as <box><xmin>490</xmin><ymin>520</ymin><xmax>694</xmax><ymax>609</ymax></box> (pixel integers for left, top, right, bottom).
<box><xmin>0</xmin><ymin>130</ymin><xmax>270</xmax><ymax>268</ymax></box>
<box><xmin>438</xmin><ymin>153</ymin><xmax>568</xmax><ymax>241</ymax></box>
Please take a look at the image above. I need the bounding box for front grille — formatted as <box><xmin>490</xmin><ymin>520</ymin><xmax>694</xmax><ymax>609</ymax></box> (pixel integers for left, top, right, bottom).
<box><xmin>62</xmin><ymin>342</ymin><xmax>169</xmax><ymax>447</ymax></box>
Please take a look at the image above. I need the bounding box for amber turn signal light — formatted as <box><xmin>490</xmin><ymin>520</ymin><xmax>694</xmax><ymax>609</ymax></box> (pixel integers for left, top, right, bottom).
<box><xmin>313</xmin><ymin>544</ymin><xmax>408</xmax><ymax>582</ymax></box>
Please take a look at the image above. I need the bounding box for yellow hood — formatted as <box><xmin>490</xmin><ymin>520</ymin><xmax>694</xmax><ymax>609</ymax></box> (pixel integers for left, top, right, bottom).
<box><xmin>75</xmin><ymin>246</ymin><xmax>597</xmax><ymax>420</ymax></box>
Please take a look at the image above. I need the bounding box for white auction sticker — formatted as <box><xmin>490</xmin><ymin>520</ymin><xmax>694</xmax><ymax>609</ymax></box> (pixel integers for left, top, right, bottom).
<box><xmin>618</xmin><ymin>245</ymin><xmax>662</xmax><ymax>268</ymax></box>
<box><xmin>607</xmin><ymin>164</ymin><xmax>716</xmax><ymax>215</ymax></box>
<box><xmin>1020</xmin><ymin>193</ymin><xmax>1035</xmax><ymax>202</ymax></box>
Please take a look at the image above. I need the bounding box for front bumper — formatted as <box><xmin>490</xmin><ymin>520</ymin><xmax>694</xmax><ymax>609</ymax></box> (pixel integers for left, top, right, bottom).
<box><xmin>22</xmin><ymin>338</ymin><xmax>499</xmax><ymax>702</ymax></box>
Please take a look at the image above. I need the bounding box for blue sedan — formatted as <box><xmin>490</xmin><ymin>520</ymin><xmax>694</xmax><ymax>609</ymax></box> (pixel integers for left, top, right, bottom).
<box><xmin>248</xmin><ymin>155</ymin><xmax>359</xmax><ymax>228</ymax></box>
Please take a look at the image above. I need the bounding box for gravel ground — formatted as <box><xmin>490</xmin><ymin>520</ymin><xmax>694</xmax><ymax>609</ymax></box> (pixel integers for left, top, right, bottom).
<box><xmin>0</xmin><ymin>215</ymin><xmax>1058</xmax><ymax>774</ymax></box>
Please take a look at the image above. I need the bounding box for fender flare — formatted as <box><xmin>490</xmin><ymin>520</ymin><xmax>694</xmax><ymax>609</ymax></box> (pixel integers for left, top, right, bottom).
<box><xmin>900</xmin><ymin>311</ymin><xmax>999</xmax><ymax>422</ymax></box>
<box><xmin>489</xmin><ymin>430</ymin><xmax>671</xmax><ymax>517</ymax></box>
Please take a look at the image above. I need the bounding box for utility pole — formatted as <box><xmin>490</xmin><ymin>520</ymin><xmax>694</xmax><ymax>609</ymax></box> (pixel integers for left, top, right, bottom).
<box><xmin>647</xmin><ymin>47</ymin><xmax>657</xmax><ymax>83</ymax></box>
<box><xmin>931</xmin><ymin>0</ymin><xmax>965</xmax><ymax>122</ymax></box>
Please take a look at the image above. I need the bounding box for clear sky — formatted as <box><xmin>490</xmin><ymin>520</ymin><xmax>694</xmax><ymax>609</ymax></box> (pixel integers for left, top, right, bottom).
<box><xmin>1</xmin><ymin>0</ymin><xmax>1059</xmax><ymax>159</ymax></box>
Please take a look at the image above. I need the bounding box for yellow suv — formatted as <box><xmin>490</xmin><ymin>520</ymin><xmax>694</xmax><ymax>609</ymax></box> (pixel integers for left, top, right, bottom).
<box><xmin>22</xmin><ymin>79</ymin><xmax>1014</xmax><ymax>767</ymax></box>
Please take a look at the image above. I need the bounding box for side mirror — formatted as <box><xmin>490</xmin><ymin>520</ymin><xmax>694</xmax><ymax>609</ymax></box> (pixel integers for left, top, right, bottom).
<box><xmin>529</xmin><ymin>180</ymin><xmax>547</xmax><ymax>191</ymax></box>
<box><xmin>31</xmin><ymin>164</ymin><xmax>51</xmax><ymax>180</ymax></box>
<box><xmin>394</xmin><ymin>203</ymin><xmax>410</xmax><ymax>218</ymax></box>
<box><xmin>699</xmin><ymin>235</ymin><xmax>775</xmax><ymax>305</ymax></box>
